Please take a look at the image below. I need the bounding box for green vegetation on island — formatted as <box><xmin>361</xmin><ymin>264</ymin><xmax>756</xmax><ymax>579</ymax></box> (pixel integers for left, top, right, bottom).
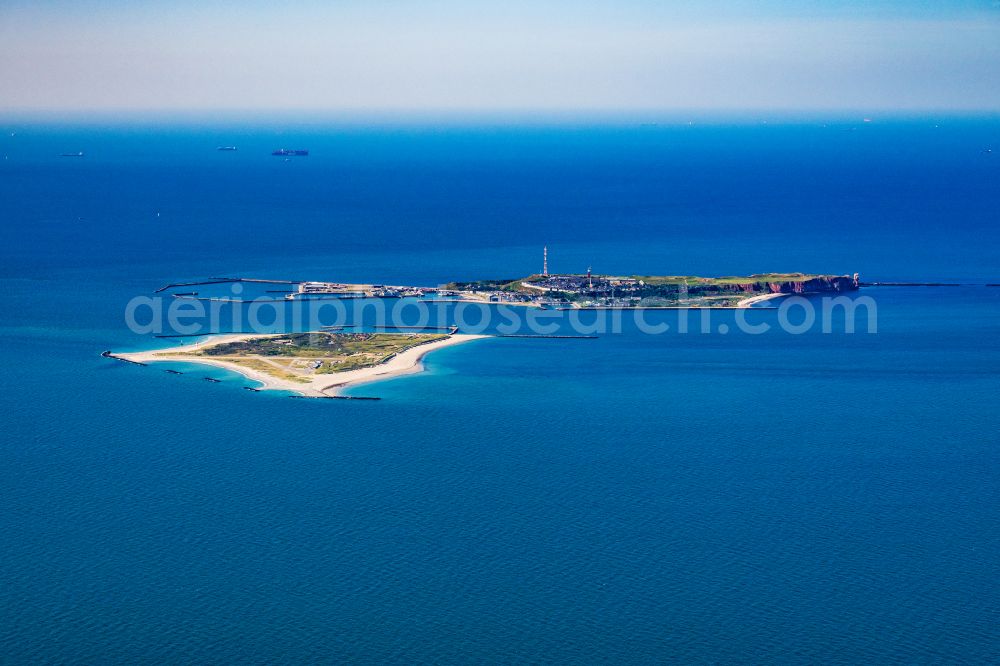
<box><xmin>631</xmin><ymin>273</ymin><xmax>837</xmax><ymax>286</ymax></box>
<box><xmin>171</xmin><ymin>332</ymin><xmax>448</xmax><ymax>376</ymax></box>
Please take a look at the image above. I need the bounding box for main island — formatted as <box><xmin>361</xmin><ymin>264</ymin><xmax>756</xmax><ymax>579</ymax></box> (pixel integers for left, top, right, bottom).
<box><xmin>163</xmin><ymin>270</ymin><xmax>860</xmax><ymax>308</ymax></box>
<box><xmin>442</xmin><ymin>271</ymin><xmax>860</xmax><ymax>308</ymax></box>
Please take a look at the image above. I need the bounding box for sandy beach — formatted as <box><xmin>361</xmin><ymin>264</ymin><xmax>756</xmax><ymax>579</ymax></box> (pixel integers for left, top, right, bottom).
<box><xmin>114</xmin><ymin>333</ymin><xmax>489</xmax><ymax>397</ymax></box>
<box><xmin>736</xmin><ymin>292</ymin><xmax>790</xmax><ymax>308</ymax></box>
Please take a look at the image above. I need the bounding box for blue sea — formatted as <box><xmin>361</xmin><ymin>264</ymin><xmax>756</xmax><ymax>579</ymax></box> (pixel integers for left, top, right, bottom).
<box><xmin>1</xmin><ymin>117</ymin><xmax>999</xmax><ymax>663</ymax></box>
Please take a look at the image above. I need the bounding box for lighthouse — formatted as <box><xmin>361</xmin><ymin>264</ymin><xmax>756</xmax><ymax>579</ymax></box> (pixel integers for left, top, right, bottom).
<box><xmin>543</xmin><ymin>246</ymin><xmax>548</xmax><ymax>276</ymax></box>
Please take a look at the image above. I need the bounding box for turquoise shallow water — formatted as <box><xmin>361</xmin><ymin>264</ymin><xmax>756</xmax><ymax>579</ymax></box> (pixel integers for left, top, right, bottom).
<box><xmin>1</xmin><ymin>120</ymin><xmax>999</xmax><ymax>663</ymax></box>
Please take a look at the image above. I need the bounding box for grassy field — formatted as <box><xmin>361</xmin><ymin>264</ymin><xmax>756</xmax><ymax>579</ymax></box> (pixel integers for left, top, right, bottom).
<box><xmin>191</xmin><ymin>332</ymin><xmax>448</xmax><ymax>376</ymax></box>
<box><xmin>217</xmin><ymin>357</ymin><xmax>313</xmax><ymax>383</ymax></box>
<box><xmin>445</xmin><ymin>273</ymin><xmax>834</xmax><ymax>291</ymax></box>
<box><xmin>630</xmin><ymin>273</ymin><xmax>827</xmax><ymax>286</ymax></box>
<box><xmin>443</xmin><ymin>278</ymin><xmax>523</xmax><ymax>291</ymax></box>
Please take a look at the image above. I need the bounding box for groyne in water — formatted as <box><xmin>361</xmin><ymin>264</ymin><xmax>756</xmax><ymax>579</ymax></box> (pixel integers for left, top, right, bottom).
<box><xmin>101</xmin><ymin>350</ymin><xmax>147</xmax><ymax>366</ymax></box>
<box><xmin>170</xmin><ymin>296</ymin><xmax>268</xmax><ymax>303</ymax></box>
<box><xmin>495</xmin><ymin>334</ymin><xmax>598</xmax><ymax>339</ymax></box>
<box><xmin>154</xmin><ymin>277</ymin><xmax>300</xmax><ymax>293</ymax></box>
<box><xmin>860</xmin><ymin>282</ymin><xmax>964</xmax><ymax>287</ymax></box>
<box><xmin>153</xmin><ymin>332</ymin><xmax>262</xmax><ymax>338</ymax></box>
<box><xmin>289</xmin><ymin>395</ymin><xmax>382</xmax><ymax>401</ymax></box>
<box><xmin>563</xmin><ymin>306</ymin><xmax>778</xmax><ymax>310</ymax></box>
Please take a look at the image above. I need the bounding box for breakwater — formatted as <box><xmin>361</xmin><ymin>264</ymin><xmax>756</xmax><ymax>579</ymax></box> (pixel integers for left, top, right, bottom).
<box><xmin>101</xmin><ymin>350</ymin><xmax>147</xmax><ymax>366</ymax></box>
<box><xmin>495</xmin><ymin>334</ymin><xmax>598</xmax><ymax>339</ymax></box>
<box><xmin>154</xmin><ymin>277</ymin><xmax>300</xmax><ymax>293</ymax></box>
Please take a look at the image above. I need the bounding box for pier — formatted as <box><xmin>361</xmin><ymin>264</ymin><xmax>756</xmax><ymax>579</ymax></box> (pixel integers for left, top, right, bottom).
<box><xmin>371</xmin><ymin>325</ymin><xmax>460</xmax><ymax>334</ymax></box>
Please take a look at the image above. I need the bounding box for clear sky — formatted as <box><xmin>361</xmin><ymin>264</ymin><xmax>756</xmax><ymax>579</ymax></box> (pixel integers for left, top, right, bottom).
<box><xmin>2</xmin><ymin>0</ymin><xmax>999</xmax><ymax>113</ymax></box>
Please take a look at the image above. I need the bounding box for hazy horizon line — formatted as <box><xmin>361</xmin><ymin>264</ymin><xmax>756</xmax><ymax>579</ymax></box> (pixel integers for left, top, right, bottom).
<box><xmin>3</xmin><ymin>107</ymin><xmax>998</xmax><ymax>126</ymax></box>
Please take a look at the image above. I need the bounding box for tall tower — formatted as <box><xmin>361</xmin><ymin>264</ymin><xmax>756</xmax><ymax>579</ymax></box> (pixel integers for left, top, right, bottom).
<box><xmin>543</xmin><ymin>246</ymin><xmax>548</xmax><ymax>276</ymax></box>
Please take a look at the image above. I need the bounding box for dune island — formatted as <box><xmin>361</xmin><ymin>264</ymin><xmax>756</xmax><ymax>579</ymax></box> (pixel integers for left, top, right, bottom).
<box><xmin>110</xmin><ymin>332</ymin><xmax>489</xmax><ymax>397</ymax></box>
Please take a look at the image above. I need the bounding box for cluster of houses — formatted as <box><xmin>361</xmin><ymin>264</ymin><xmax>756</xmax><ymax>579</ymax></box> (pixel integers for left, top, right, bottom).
<box><xmin>523</xmin><ymin>274</ymin><xmax>645</xmax><ymax>297</ymax></box>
